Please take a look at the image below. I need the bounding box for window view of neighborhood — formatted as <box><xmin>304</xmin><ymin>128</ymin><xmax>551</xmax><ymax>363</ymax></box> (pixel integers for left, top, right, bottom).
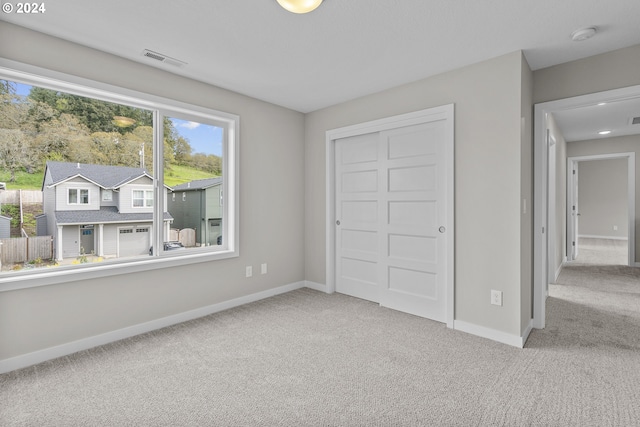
<box><xmin>0</xmin><ymin>79</ymin><xmax>224</xmax><ymax>274</ymax></box>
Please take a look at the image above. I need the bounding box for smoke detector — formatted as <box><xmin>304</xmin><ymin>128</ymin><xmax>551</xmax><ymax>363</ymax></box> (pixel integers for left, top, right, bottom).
<box><xmin>141</xmin><ymin>49</ymin><xmax>187</xmax><ymax>68</ymax></box>
<box><xmin>571</xmin><ymin>27</ymin><xmax>597</xmax><ymax>42</ymax></box>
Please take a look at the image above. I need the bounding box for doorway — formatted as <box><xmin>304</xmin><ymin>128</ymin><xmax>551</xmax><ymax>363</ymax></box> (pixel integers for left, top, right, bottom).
<box><xmin>326</xmin><ymin>105</ymin><xmax>454</xmax><ymax>327</ymax></box>
<box><xmin>534</xmin><ymin>84</ymin><xmax>640</xmax><ymax>329</ymax></box>
<box><xmin>566</xmin><ymin>154</ymin><xmax>635</xmax><ymax>266</ymax></box>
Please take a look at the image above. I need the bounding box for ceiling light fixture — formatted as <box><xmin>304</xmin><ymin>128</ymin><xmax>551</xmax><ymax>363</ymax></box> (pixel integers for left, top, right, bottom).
<box><xmin>598</xmin><ymin>130</ymin><xmax>612</xmax><ymax>135</ymax></box>
<box><xmin>571</xmin><ymin>27</ymin><xmax>597</xmax><ymax>42</ymax></box>
<box><xmin>276</xmin><ymin>0</ymin><xmax>323</xmax><ymax>14</ymax></box>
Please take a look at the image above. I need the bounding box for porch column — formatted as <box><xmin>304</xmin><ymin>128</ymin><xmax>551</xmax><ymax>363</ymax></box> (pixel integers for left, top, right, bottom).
<box><xmin>56</xmin><ymin>225</ymin><xmax>64</xmax><ymax>261</ymax></box>
<box><xmin>98</xmin><ymin>224</ymin><xmax>104</xmax><ymax>256</ymax></box>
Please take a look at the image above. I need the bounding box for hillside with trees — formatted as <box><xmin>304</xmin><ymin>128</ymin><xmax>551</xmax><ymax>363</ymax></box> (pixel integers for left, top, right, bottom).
<box><xmin>0</xmin><ymin>80</ymin><xmax>221</xmax><ymax>188</ymax></box>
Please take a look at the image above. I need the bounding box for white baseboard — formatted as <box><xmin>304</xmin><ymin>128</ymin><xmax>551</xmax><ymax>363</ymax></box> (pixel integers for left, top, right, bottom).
<box><xmin>304</xmin><ymin>280</ymin><xmax>328</xmax><ymax>293</ymax></box>
<box><xmin>0</xmin><ymin>281</ymin><xmax>306</xmax><ymax>374</ymax></box>
<box><xmin>554</xmin><ymin>259</ymin><xmax>565</xmax><ymax>282</ymax></box>
<box><xmin>521</xmin><ymin>319</ymin><xmax>534</xmax><ymax>347</ymax></box>
<box><xmin>579</xmin><ymin>234</ymin><xmax>628</xmax><ymax>241</ymax></box>
<box><xmin>454</xmin><ymin>320</ymin><xmax>528</xmax><ymax>348</ymax></box>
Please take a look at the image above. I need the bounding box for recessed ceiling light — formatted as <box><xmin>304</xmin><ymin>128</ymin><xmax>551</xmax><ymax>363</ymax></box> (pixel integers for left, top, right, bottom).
<box><xmin>571</xmin><ymin>27</ymin><xmax>597</xmax><ymax>42</ymax></box>
<box><xmin>598</xmin><ymin>130</ymin><xmax>612</xmax><ymax>135</ymax></box>
<box><xmin>597</xmin><ymin>102</ymin><xmax>607</xmax><ymax>106</ymax></box>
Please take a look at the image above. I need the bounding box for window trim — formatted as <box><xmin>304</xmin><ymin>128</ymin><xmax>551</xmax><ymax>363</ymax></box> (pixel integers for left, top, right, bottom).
<box><xmin>102</xmin><ymin>189</ymin><xmax>113</xmax><ymax>202</ymax></box>
<box><xmin>132</xmin><ymin>189</ymin><xmax>154</xmax><ymax>208</ymax></box>
<box><xmin>67</xmin><ymin>188</ymin><xmax>90</xmax><ymax>205</ymax></box>
<box><xmin>0</xmin><ymin>58</ymin><xmax>240</xmax><ymax>292</ymax></box>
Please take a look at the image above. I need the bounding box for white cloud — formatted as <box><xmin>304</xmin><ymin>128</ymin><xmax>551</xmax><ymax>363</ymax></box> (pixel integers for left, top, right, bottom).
<box><xmin>179</xmin><ymin>121</ymin><xmax>201</xmax><ymax>130</ymax></box>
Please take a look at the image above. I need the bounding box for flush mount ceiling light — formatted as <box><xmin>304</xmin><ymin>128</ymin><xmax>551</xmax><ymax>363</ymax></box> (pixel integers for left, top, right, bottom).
<box><xmin>571</xmin><ymin>27</ymin><xmax>597</xmax><ymax>42</ymax></box>
<box><xmin>598</xmin><ymin>130</ymin><xmax>612</xmax><ymax>135</ymax></box>
<box><xmin>276</xmin><ymin>0</ymin><xmax>323</xmax><ymax>14</ymax></box>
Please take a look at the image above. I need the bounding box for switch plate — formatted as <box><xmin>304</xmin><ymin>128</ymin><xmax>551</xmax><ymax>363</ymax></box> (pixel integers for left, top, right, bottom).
<box><xmin>261</xmin><ymin>263</ymin><xmax>267</xmax><ymax>274</ymax></box>
<box><xmin>491</xmin><ymin>290</ymin><xmax>503</xmax><ymax>306</ymax></box>
<box><xmin>613</xmin><ymin>225</ymin><xmax>618</xmax><ymax>231</ymax></box>
<box><xmin>246</xmin><ymin>266</ymin><xmax>252</xmax><ymax>277</ymax></box>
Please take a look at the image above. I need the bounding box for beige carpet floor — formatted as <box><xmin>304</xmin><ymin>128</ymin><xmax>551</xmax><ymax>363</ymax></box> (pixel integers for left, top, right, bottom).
<box><xmin>1</xmin><ymin>240</ymin><xmax>639</xmax><ymax>426</ymax></box>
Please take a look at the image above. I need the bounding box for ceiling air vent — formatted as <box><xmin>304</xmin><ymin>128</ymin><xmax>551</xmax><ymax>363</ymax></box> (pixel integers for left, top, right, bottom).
<box><xmin>141</xmin><ymin>49</ymin><xmax>187</xmax><ymax>68</ymax></box>
<box><xmin>631</xmin><ymin>116</ymin><xmax>640</xmax><ymax>125</ymax></box>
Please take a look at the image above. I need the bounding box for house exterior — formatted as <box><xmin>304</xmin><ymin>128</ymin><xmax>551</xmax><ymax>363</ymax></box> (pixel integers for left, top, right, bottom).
<box><xmin>0</xmin><ymin>216</ymin><xmax>10</xmax><ymax>239</ymax></box>
<box><xmin>168</xmin><ymin>178</ymin><xmax>222</xmax><ymax>246</ymax></box>
<box><xmin>0</xmin><ymin>185</ymin><xmax>9</xmax><ymax>239</ymax></box>
<box><xmin>41</xmin><ymin>161</ymin><xmax>173</xmax><ymax>261</ymax></box>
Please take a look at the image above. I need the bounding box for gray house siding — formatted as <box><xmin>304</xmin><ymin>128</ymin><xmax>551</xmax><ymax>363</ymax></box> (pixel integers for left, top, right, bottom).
<box><xmin>168</xmin><ymin>182</ymin><xmax>223</xmax><ymax>246</ymax></box>
<box><xmin>0</xmin><ymin>216</ymin><xmax>10</xmax><ymax>239</ymax></box>
<box><xmin>118</xmin><ymin>176</ymin><xmax>154</xmax><ymax>214</ymax></box>
<box><xmin>55</xmin><ymin>178</ymin><xmax>101</xmax><ymax>211</ymax></box>
<box><xmin>205</xmin><ymin>186</ymin><xmax>222</xmax><ymax>245</ymax></box>
<box><xmin>42</xmin><ymin>173</ymin><xmax>57</xmax><ymax>242</ymax></box>
<box><xmin>169</xmin><ymin>190</ymin><xmax>201</xmax><ymax>233</ymax></box>
<box><xmin>35</xmin><ymin>214</ymin><xmax>48</xmax><ymax>236</ymax></box>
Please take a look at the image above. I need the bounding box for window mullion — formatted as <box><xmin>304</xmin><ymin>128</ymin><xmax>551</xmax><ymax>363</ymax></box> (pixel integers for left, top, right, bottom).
<box><xmin>152</xmin><ymin>110</ymin><xmax>165</xmax><ymax>256</ymax></box>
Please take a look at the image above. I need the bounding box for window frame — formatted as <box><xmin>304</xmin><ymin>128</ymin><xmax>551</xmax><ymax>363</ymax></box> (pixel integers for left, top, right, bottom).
<box><xmin>0</xmin><ymin>59</ymin><xmax>240</xmax><ymax>292</ymax></box>
<box><xmin>102</xmin><ymin>189</ymin><xmax>113</xmax><ymax>202</ymax></box>
<box><xmin>68</xmin><ymin>188</ymin><xmax>90</xmax><ymax>205</ymax></box>
<box><xmin>132</xmin><ymin>189</ymin><xmax>154</xmax><ymax>208</ymax></box>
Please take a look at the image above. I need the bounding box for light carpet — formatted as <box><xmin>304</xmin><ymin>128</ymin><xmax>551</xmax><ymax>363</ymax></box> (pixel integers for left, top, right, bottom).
<box><xmin>1</xmin><ymin>245</ymin><xmax>639</xmax><ymax>425</ymax></box>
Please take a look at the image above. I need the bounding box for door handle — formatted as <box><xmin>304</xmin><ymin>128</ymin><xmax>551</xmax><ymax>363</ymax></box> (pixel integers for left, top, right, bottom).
<box><xmin>439</xmin><ymin>226</ymin><xmax>446</xmax><ymax>233</ymax></box>
<box><xmin>336</xmin><ymin>220</ymin><xmax>341</xmax><ymax>226</ymax></box>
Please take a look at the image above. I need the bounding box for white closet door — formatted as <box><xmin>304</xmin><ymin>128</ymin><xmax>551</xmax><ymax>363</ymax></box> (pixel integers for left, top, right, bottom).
<box><xmin>335</xmin><ymin>132</ymin><xmax>381</xmax><ymax>302</ymax></box>
<box><xmin>334</xmin><ymin>117</ymin><xmax>450</xmax><ymax>323</ymax></box>
<box><xmin>378</xmin><ymin>122</ymin><xmax>448</xmax><ymax>322</ymax></box>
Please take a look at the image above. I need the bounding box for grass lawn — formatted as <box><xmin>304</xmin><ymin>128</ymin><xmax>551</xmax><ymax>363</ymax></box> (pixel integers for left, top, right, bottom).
<box><xmin>0</xmin><ymin>164</ymin><xmax>218</xmax><ymax>190</ymax></box>
<box><xmin>164</xmin><ymin>164</ymin><xmax>219</xmax><ymax>188</ymax></box>
<box><xmin>0</xmin><ymin>170</ymin><xmax>44</xmax><ymax>190</ymax></box>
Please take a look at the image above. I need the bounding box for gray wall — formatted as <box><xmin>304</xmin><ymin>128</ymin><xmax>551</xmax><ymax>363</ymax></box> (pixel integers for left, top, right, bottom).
<box><xmin>576</xmin><ymin>158</ymin><xmax>628</xmax><ymax>239</ymax></box>
<box><xmin>305</xmin><ymin>51</ymin><xmax>533</xmax><ymax>337</ymax></box>
<box><xmin>0</xmin><ymin>22</ymin><xmax>305</xmax><ymax>361</ymax></box>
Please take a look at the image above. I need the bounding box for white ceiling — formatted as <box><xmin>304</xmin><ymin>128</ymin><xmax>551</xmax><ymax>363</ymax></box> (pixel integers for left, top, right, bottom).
<box><xmin>2</xmin><ymin>0</ymin><xmax>640</xmax><ymax>116</ymax></box>
<box><xmin>553</xmin><ymin>97</ymin><xmax>640</xmax><ymax>142</ymax></box>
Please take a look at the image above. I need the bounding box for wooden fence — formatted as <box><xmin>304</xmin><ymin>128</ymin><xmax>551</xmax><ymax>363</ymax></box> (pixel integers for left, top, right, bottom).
<box><xmin>0</xmin><ymin>236</ymin><xmax>53</xmax><ymax>265</ymax></box>
<box><xmin>0</xmin><ymin>190</ymin><xmax>43</xmax><ymax>204</ymax></box>
<box><xmin>170</xmin><ymin>228</ymin><xmax>196</xmax><ymax>247</ymax></box>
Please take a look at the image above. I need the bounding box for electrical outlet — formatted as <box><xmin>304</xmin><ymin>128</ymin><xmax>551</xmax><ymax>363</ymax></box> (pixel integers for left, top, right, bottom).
<box><xmin>261</xmin><ymin>263</ymin><xmax>267</xmax><ymax>274</ymax></box>
<box><xmin>245</xmin><ymin>266</ymin><xmax>252</xmax><ymax>278</ymax></box>
<box><xmin>613</xmin><ymin>225</ymin><xmax>618</xmax><ymax>231</ymax></box>
<box><xmin>491</xmin><ymin>290</ymin><xmax>503</xmax><ymax>306</ymax></box>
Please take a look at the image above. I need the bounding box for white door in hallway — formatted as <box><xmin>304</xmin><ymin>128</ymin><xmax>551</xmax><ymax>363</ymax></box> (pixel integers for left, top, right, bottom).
<box><xmin>335</xmin><ymin>115</ymin><xmax>452</xmax><ymax>323</ymax></box>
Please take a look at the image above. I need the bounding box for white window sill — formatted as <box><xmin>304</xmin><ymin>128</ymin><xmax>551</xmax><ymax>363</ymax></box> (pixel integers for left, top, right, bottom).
<box><xmin>0</xmin><ymin>249</ymin><xmax>238</xmax><ymax>292</ymax></box>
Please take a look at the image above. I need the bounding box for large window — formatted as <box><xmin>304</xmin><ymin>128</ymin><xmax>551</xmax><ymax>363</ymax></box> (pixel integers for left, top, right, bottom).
<box><xmin>0</xmin><ymin>63</ymin><xmax>238</xmax><ymax>287</ymax></box>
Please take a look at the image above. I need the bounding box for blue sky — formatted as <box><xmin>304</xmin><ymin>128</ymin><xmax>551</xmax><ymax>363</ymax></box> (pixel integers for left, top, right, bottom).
<box><xmin>11</xmin><ymin>82</ymin><xmax>223</xmax><ymax>157</ymax></box>
<box><xmin>15</xmin><ymin>82</ymin><xmax>31</xmax><ymax>96</ymax></box>
<box><xmin>170</xmin><ymin>118</ymin><xmax>223</xmax><ymax>157</ymax></box>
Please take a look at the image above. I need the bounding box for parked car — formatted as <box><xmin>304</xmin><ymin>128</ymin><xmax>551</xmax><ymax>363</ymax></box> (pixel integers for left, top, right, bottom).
<box><xmin>149</xmin><ymin>241</ymin><xmax>185</xmax><ymax>255</ymax></box>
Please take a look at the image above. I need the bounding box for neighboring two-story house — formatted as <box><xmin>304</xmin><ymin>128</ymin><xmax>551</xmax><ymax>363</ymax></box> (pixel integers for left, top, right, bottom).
<box><xmin>40</xmin><ymin>161</ymin><xmax>173</xmax><ymax>261</ymax></box>
<box><xmin>168</xmin><ymin>178</ymin><xmax>222</xmax><ymax>247</ymax></box>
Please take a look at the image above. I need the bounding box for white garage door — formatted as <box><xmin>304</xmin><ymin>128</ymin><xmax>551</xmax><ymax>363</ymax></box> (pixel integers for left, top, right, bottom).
<box><xmin>118</xmin><ymin>227</ymin><xmax>150</xmax><ymax>257</ymax></box>
<box><xmin>334</xmin><ymin>106</ymin><xmax>453</xmax><ymax>323</ymax></box>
